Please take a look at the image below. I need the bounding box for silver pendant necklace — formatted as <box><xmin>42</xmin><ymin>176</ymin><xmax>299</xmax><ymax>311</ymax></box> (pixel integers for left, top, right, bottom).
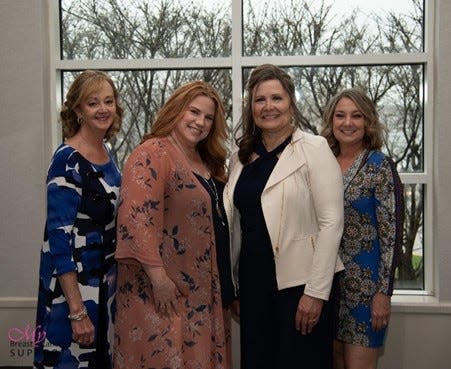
<box><xmin>200</xmin><ymin>176</ymin><xmax>226</xmax><ymax>226</ymax></box>
<box><xmin>170</xmin><ymin>134</ymin><xmax>225</xmax><ymax>226</ymax></box>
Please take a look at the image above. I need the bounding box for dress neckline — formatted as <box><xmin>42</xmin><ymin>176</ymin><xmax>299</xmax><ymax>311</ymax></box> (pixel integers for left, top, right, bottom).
<box><xmin>62</xmin><ymin>143</ymin><xmax>112</xmax><ymax>167</ymax></box>
<box><xmin>343</xmin><ymin>150</ymin><xmax>370</xmax><ymax>191</ymax></box>
<box><xmin>255</xmin><ymin>134</ymin><xmax>292</xmax><ymax>158</ymax></box>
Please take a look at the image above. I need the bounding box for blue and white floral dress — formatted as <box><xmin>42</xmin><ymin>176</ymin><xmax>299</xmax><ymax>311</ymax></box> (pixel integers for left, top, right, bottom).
<box><xmin>34</xmin><ymin>144</ymin><xmax>121</xmax><ymax>369</ymax></box>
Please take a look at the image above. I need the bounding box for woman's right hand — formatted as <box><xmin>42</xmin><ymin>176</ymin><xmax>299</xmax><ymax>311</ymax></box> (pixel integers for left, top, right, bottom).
<box><xmin>147</xmin><ymin>267</ymin><xmax>181</xmax><ymax>317</ymax></box>
<box><xmin>71</xmin><ymin>314</ymin><xmax>95</xmax><ymax>346</ymax></box>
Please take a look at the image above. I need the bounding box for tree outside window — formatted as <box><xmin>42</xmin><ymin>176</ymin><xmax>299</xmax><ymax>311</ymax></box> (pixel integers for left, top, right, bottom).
<box><xmin>59</xmin><ymin>0</ymin><xmax>426</xmax><ymax>290</ymax></box>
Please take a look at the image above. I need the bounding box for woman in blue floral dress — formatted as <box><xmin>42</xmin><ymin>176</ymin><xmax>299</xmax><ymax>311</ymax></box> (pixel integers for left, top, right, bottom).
<box><xmin>34</xmin><ymin>70</ymin><xmax>123</xmax><ymax>369</ymax></box>
<box><xmin>321</xmin><ymin>89</ymin><xmax>404</xmax><ymax>369</ymax></box>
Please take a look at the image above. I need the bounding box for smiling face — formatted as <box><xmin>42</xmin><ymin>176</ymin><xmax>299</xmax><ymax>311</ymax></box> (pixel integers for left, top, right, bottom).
<box><xmin>251</xmin><ymin>79</ymin><xmax>292</xmax><ymax>134</ymax></box>
<box><xmin>76</xmin><ymin>80</ymin><xmax>116</xmax><ymax>137</ymax></box>
<box><xmin>172</xmin><ymin>94</ymin><xmax>216</xmax><ymax>149</ymax></box>
<box><xmin>332</xmin><ymin>97</ymin><xmax>366</xmax><ymax>151</ymax></box>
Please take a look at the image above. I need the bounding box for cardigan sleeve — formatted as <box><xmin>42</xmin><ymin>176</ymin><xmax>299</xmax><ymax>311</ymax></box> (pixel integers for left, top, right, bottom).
<box><xmin>375</xmin><ymin>156</ymin><xmax>404</xmax><ymax>295</ymax></box>
<box><xmin>115</xmin><ymin>141</ymin><xmax>169</xmax><ymax>267</ymax></box>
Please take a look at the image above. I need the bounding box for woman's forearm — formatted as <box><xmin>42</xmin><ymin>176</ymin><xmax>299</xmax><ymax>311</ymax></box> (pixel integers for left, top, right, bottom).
<box><xmin>58</xmin><ymin>271</ymin><xmax>85</xmax><ymax>314</ymax></box>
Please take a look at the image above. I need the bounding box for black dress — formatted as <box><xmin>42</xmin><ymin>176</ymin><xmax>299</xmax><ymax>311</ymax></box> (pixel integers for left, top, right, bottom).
<box><xmin>194</xmin><ymin>173</ymin><xmax>235</xmax><ymax>307</ymax></box>
<box><xmin>234</xmin><ymin>136</ymin><xmax>334</xmax><ymax>369</ymax></box>
<box><xmin>234</xmin><ymin>137</ymin><xmax>289</xmax><ymax>369</ymax></box>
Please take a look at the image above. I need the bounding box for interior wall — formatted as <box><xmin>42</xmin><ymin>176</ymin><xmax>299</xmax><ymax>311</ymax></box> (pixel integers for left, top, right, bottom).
<box><xmin>435</xmin><ymin>0</ymin><xmax>451</xmax><ymax>302</ymax></box>
<box><xmin>0</xmin><ymin>0</ymin><xmax>450</xmax><ymax>367</ymax></box>
<box><xmin>0</xmin><ymin>1</ymin><xmax>47</xmax><ymax>298</ymax></box>
<box><xmin>0</xmin><ymin>0</ymin><xmax>48</xmax><ymax>365</ymax></box>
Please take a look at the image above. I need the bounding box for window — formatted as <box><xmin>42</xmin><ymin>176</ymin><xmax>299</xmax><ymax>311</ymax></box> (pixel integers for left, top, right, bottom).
<box><xmin>54</xmin><ymin>0</ymin><xmax>430</xmax><ymax>292</ymax></box>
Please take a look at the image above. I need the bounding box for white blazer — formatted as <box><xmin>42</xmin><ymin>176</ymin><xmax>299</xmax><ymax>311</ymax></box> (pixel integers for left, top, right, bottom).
<box><xmin>223</xmin><ymin>129</ymin><xmax>344</xmax><ymax>301</ymax></box>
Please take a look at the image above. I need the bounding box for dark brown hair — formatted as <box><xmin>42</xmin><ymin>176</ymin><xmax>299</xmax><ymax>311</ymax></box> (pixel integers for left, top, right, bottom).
<box><xmin>235</xmin><ymin>64</ymin><xmax>304</xmax><ymax>164</ymax></box>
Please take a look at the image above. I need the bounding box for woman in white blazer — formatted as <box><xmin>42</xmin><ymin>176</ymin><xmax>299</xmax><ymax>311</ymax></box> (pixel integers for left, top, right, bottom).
<box><xmin>224</xmin><ymin>64</ymin><xmax>344</xmax><ymax>369</ymax></box>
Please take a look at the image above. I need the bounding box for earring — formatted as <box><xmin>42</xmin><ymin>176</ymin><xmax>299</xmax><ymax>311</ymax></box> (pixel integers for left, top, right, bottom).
<box><xmin>77</xmin><ymin>116</ymin><xmax>84</xmax><ymax>125</ymax></box>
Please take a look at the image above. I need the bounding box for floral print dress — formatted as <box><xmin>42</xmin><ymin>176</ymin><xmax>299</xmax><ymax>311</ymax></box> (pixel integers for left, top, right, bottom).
<box><xmin>113</xmin><ymin>137</ymin><xmax>228</xmax><ymax>369</ymax></box>
<box><xmin>34</xmin><ymin>144</ymin><xmax>121</xmax><ymax>368</ymax></box>
<box><xmin>336</xmin><ymin>150</ymin><xmax>404</xmax><ymax>347</ymax></box>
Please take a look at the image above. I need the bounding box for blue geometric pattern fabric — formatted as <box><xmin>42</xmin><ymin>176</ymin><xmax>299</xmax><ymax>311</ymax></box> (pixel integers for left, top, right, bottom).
<box><xmin>34</xmin><ymin>144</ymin><xmax>121</xmax><ymax>368</ymax></box>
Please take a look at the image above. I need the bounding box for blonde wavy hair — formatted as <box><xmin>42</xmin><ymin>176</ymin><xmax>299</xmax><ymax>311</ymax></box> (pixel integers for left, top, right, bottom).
<box><xmin>321</xmin><ymin>88</ymin><xmax>385</xmax><ymax>156</ymax></box>
<box><xmin>60</xmin><ymin>70</ymin><xmax>123</xmax><ymax>141</ymax></box>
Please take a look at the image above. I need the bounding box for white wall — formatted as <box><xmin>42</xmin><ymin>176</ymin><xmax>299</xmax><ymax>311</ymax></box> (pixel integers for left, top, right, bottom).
<box><xmin>435</xmin><ymin>0</ymin><xmax>451</xmax><ymax>302</ymax></box>
<box><xmin>0</xmin><ymin>0</ymin><xmax>450</xmax><ymax>367</ymax></box>
<box><xmin>0</xmin><ymin>0</ymin><xmax>49</xmax><ymax>365</ymax></box>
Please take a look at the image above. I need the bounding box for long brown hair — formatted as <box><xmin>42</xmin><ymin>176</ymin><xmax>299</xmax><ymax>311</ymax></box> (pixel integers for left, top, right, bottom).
<box><xmin>60</xmin><ymin>70</ymin><xmax>123</xmax><ymax>141</ymax></box>
<box><xmin>321</xmin><ymin>88</ymin><xmax>385</xmax><ymax>156</ymax></box>
<box><xmin>235</xmin><ymin>64</ymin><xmax>305</xmax><ymax>164</ymax></box>
<box><xmin>142</xmin><ymin>80</ymin><xmax>228</xmax><ymax>181</ymax></box>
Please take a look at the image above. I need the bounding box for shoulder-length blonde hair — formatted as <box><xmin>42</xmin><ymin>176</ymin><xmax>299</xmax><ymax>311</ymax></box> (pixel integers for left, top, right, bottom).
<box><xmin>235</xmin><ymin>64</ymin><xmax>305</xmax><ymax>164</ymax></box>
<box><xmin>142</xmin><ymin>80</ymin><xmax>228</xmax><ymax>182</ymax></box>
<box><xmin>321</xmin><ymin>88</ymin><xmax>385</xmax><ymax>156</ymax></box>
<box><xmin>60</xmin><ymin>70</ymin><xmax>123</xmax><ymax>141</ymax></box>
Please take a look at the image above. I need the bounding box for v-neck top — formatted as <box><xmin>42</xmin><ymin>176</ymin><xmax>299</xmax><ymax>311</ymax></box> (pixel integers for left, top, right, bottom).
<box><xmin>342</xmin><ymin>150</ymin><xmax>369</xmax><ymax>191</ymax></box>
<box><xmin>233</xmin><ymin>136</ymin><xmax>292</xmax><ymax>257</ymax></box>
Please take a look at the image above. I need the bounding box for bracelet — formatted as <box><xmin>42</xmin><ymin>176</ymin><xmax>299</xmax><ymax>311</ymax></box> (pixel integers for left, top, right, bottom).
<box><xmin>68</xmin><ymin>306</ymin><xmax>88</xmax><ymax>321</ymax></box>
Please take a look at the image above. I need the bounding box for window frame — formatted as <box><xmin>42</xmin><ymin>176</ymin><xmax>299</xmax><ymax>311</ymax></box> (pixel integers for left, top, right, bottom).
<box><xmin>49</xmin><ymin>0</ymin><xmax>434</xmax><ymax>295</ymax></box>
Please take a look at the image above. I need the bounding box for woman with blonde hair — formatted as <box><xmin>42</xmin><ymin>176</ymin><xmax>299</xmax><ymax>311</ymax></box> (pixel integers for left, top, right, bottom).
<box><xmin>321</xmin><ymin>88</ymin><xmax>404</xmax><ymax>369</ymax></box>
<box><xmin>34</xmin><ymin>70</ymin><xmax>123</xmax><ymax>368</ymax></box>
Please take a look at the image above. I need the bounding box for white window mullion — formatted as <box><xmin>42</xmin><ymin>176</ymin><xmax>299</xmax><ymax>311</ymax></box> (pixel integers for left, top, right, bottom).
<box><xmin>231</xmin><ymin>0</ymin><xmax>243</xmax><ymax>136</ymax></box>
<box><xmin>55</xmin><ymin>57</ymin><xmax>233</xmax><ymax>71</ymax></box>
<box><xmin>423</xmin><ymin>0</ymin><xmax>435</xmax><ymax>295</ymax></box>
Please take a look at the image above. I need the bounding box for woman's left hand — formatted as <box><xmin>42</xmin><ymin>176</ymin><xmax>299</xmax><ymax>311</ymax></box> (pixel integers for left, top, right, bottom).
<box><xmin>71</xmin><ymin>316</ymin><xmax>95</xmax><ymax>346</ymax></box>
<box><xmin>231</xmin><ymin>299</ymin><xmax>240</xmax><ymax>319</ymax></box>
<box><xmin>295</xmin><ymin>294</ymin><xmax>324</xmax><ymax>335</ymax></box>
<box><xmin>371</xmin><ymin>292</ymin><xmax>391</xmax><ymax>331</ymax></box>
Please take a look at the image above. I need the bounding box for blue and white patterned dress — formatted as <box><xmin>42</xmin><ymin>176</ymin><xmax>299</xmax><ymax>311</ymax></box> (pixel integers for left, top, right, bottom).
<box><xmin>336</xmin><ymin>150</ymin><xmax>404</xmax><ymax>348</ymax></box>
<box><xmin>34</xmin><ymin>144</ymin><xmax>121</xmax><ymax>369</ymax></box>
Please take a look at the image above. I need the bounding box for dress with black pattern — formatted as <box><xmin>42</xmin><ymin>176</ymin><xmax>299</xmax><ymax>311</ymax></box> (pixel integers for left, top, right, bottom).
<box><xmin>336</xmin><ymin>150</ymin><xmax>403</xmax><ymax>348</ymax></box>
<box><xmin>34</xmin><ymin>144</ymin><xmax>121</xmax><ymax>368</ymax></box>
